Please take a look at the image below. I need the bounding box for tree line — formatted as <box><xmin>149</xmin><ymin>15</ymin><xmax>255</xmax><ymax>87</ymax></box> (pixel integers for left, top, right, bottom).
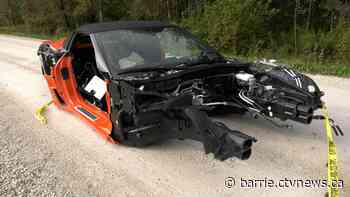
<box><xmin>0</xmin><ymin>0</ymin><xmax>350</xmax><ymax>66</ymax></box>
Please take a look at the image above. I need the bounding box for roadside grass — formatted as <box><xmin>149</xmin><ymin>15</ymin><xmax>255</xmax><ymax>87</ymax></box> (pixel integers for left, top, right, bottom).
<box><xmin>0</xmin><ymin>26</ymin><xmax>67</xmax><ymax>40</ymax></box>
<box><xmin>284</xmin><ymin>60</ymin><xmax>350</xmax><ymax>78</ymax></box>
<box><xmin>1</xmin><ymin>26</ymin><xmax>349</xmax><ymax>77</ymax></box>
<box><xmin>224</xmin><ymin>54</ymin><xmax>350</xmax><ymax>78</ymax></box>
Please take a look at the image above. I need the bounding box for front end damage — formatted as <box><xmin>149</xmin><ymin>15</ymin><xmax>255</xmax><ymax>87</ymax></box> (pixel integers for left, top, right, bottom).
<box><xmin>109</xmin><ymin>81</ymin><xmax>256</xmax><ymax>161</ymax></box>
<box><xmin>108</xmin><ymin>60</ymin><xmax>323</xmax><ymax>161</ymax></box>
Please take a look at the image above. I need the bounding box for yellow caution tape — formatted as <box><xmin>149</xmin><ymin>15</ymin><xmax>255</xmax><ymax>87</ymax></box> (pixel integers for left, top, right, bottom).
<box><xmin>34</xmin><ymin>101</ymin><xmax>53</xmax><ymax>125</ymax></box>
<box><xmin>321</xmin><ymin>104</ymin><xmax>340</xmax><ymax>197</ymax></box>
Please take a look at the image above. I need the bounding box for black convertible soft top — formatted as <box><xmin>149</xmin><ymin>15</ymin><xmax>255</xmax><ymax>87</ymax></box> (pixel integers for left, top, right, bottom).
<box><xmin>77</xmin><ymin>21</ymin><xmax>174</xmax><ymax>34</ymax></box>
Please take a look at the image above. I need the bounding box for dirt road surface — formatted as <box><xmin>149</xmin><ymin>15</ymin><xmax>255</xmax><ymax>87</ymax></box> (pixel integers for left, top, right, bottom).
<box><xmin>0</xmin><ymin>34</ymin><xmax>349</xmax><ymax>197</ymax></box>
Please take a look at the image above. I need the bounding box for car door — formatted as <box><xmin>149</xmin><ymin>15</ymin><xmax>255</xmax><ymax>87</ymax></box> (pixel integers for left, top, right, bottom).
<box><xmin>53</xmin><ymin>34</ymin><xmax>113</xmax><ymax>140</ymax></box>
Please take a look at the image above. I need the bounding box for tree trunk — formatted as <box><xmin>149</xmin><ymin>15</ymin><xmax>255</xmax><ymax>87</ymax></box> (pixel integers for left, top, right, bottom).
<box><xmin>294</xmin><ymin>0</ymin><xmax>298</xmax><ymax>56</ymax></box>
<box><xmin>167</xmin><ymin>0</ymin><xmax>171</xmax><ymax>20</ymax></box>
<box><xmin>7</xmin><ymin>0</ymin><xmax>13</xmax><ymax>26</ymax></box>
<box><xmin>58</xmin><ymin>0</ymin><xmax>71</xmax><ymax>29</ymax></box>
<box><xmin>306</xmin><ymin>0</ymin><xmax>312</xmax><ymax>30</ymax></box>
<box><xmin>98</xmin><ymin>0</ymin><xmax>103</xmax><ymax>22</ymax></box>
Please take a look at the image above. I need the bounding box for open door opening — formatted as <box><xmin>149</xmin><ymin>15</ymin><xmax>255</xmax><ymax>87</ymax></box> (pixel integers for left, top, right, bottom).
<box><xmin>70</xmin><ymin>33</ymin><xmax>108</xmax><ymax>112</ymax></box>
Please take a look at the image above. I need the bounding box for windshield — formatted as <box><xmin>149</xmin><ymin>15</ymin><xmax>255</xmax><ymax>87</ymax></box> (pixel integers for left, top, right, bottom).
<box><xmin>94</xmin><ymin>27</ymin><xmax>220</xmax><ymax>73</ymax></box>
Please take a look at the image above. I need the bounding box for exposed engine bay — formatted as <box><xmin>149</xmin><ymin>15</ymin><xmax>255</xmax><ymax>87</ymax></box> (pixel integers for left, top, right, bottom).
<box><xmin>108</xmin><ymin>60</ymin><xmax>323</xmax><ymax>161</ymax></box>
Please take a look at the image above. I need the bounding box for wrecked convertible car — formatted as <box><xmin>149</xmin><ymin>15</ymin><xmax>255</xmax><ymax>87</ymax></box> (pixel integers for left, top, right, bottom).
<box><xmin>38</xmin><ymin>21</ymin><xmax>324</xmax><ymax>161</ymax></box>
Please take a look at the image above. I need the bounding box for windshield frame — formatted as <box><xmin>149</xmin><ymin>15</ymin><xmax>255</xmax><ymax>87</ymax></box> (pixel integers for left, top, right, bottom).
<box><xmin>92</xmin><ymin>26</ymin><xmax>223</xmax><ymax>77</ymax></box>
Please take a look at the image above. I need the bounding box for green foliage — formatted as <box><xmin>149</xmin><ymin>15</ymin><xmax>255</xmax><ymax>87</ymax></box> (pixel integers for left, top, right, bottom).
<box><xmin>72</xmin><ymin>0</ymin><xmax>99</xmax><ymax>25</ymax></box>
<box><xmin>182</xmin><ymin>0</ymin><xmax>277</xmax><ymax>55</ymax></box>
<box><xmin>22</xmin><ymin>0</ymin><xmax>64</xmax><ymax>34</ymax></box>
<box><xmin>103</xmin><ymin>0</ymin><xmax>128</xmax><ymax>21</ymax></box>
<box><xmin>0</xmin><ymin>0</ymin><xmax>349</xmax><ymax>77</ymax></box>
<box><xmin>336</xmin><ymin>25</ymin><xmax>350</xmax><ymax>63</ymax></box>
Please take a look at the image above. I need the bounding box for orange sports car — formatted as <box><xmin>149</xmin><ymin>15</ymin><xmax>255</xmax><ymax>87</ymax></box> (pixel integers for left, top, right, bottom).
<box><xmin>38</xmin><ymin>21</ymin><xmax>325</xmax><ymax>161</ymax></box>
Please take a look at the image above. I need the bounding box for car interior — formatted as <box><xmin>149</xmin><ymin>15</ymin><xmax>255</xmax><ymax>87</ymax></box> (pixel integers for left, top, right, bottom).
<box><xmin>99</xmin><ymin>32</ymin><xmax>164</xmax><ymax>70</ymax></box>
<box><xmin>70</xmin><ymin>33</ymin><xmax>108</xmax><ymax>112</ymax></box>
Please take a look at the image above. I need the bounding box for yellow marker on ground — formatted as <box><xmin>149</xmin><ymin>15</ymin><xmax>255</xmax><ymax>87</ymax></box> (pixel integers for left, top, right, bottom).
<box><xmin>322</xmin><ymin>104</ymin><xmax>340</xmax><ymax>197</ymax></box>
<box><xmin>35</xmin><ymin>101</ymin><xmax>53</xmax><ymax>125</ymax></box>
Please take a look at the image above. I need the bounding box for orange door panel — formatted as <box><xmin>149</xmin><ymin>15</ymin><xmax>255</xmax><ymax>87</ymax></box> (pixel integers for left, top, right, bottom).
<box><xmin>54</xmin><ymin>55</ymin><xmax>113</xmax><ymax>141</ymax></box>
<box><xmin>43</xmin><ymin>57</ymin><xmax>66</xmax><ymax>110</ymax></box>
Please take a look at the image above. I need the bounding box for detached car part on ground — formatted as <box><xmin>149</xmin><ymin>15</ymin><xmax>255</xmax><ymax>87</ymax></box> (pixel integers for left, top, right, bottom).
<box><xmin>38</xmin><ymin>21</ymin><xmax>324</xmax><ymax>161</ymax></box>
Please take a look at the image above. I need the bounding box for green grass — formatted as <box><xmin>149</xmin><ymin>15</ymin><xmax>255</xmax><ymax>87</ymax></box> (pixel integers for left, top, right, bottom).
<box><xmin>283</xmin><ymin>59</ymin><xmax>350</xmax><ymax>78</ymax></box>
<box><xmin>223</xmin><ymin>53</ymin><xmax>350</xmax><ymax>78</ymax></box>
<box><xmin>1</xmin><ymin>26</ymin><xmax>349</xmax><ymax>77</ymax></box>
<box><xmin>0</xmin><ymin>26</ymin><xmax>67</xmax><ymax>40</ymax></box>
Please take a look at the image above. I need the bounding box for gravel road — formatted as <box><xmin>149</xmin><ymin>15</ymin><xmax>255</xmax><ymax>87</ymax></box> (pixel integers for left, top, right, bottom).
<box><xmin>0</xmin><ymin>34</ymin><xmax>349</xmax><ymax>197</ymax></box>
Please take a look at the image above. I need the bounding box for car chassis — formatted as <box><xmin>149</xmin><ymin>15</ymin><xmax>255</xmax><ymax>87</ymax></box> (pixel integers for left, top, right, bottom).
<box><xmin>38</xmin><ymin>21</ymin><xmax>325</xmax><ymax>161</ymax></box>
